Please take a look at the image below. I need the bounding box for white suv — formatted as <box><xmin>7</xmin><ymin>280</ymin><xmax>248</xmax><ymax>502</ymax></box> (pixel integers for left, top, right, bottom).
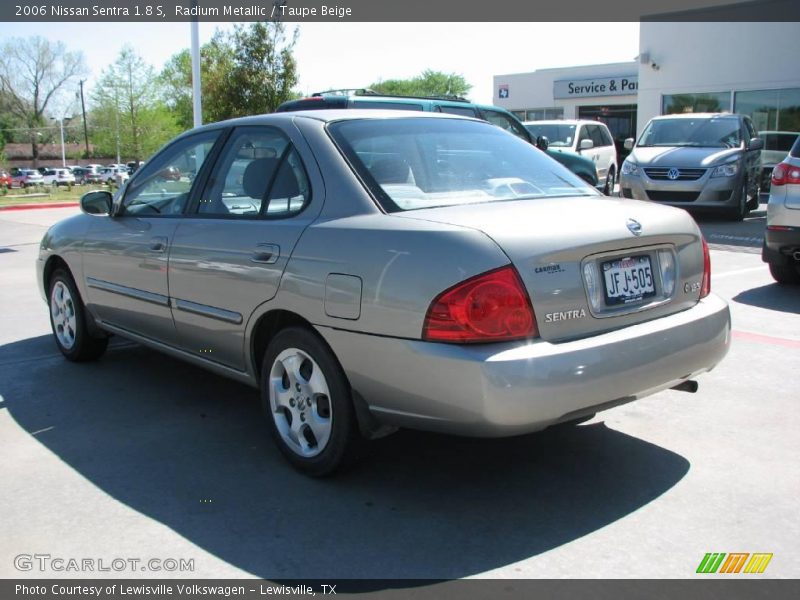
<box><xmin>763</xmin><ymin>135</ymin><xmax>800</xmax><ymax>284</ymax></box>
<box><xmin>523</xmin><ymin>119</ymin><xmax>619</xmax><ymax>194</ymax></box>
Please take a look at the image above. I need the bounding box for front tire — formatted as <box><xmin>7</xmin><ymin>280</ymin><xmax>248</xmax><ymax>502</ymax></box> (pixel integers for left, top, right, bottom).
<box><xmin>727</xmin><ymin>178</ymin><xmax>749</xmax><ymax>221</ymax></box>
<box><xmin>768</xmin><ymin>262</ymin><xmax>800</xmax><ymax>284</ymax></box>
<box><xmin>261</xmin><ymin>327</ymin><xmax>363</xmax><ymax>476</ymax></box>
<box><xmin>48</xmin><ymin>269</ymin><xmax>108</xmax><ymax>361</ymax></box>
<box><xmin>603</xmin><ymin>168</ymin><xmax>616</xmax><ymax>196</ymax></box>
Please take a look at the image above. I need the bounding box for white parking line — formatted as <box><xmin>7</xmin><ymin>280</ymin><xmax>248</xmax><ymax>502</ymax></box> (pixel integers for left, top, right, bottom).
<box><xmin>714</xmin><ymin>266</ymin><xmax>767</xmax><ymax>279</ymax></box>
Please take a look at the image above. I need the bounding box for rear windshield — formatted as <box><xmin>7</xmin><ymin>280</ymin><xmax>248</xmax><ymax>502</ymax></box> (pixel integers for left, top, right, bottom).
<box><xmin>638</xmin><ymin>117</ymin><xmax>742</xmax><ymax>148</ymax></box>
<box><xmin>329</xmin><ymin>118</ymin><xmax>598</xmax><ymax>213</ymax></box>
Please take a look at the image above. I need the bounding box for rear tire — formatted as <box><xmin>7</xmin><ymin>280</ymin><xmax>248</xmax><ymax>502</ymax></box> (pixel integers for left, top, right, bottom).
<box><xmin>261</xmin><ymin>327</ymin><xmax>364</xmax><ymax>476</ymax></box>
<box><xmin>768</xmin><ymin>262</ymin><xmax>800</xmax><ymax>284</ymax></box>
<box><xmin>48</xmin><ymin>269</ymin><xmax>108</xmax><ymax>361</ymax></box>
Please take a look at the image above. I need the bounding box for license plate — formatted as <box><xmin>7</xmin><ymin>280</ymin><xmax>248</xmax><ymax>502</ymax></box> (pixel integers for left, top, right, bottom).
<box><xmin>602</xmin><ymin>255</ymin><xmax>656</xmax><ymax>306</ymax></box>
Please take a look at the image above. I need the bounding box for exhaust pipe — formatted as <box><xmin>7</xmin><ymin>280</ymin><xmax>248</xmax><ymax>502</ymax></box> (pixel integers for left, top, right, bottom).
<box><xmin>671</xmin><ymin>380</ymin><xmax>699</xmax><ymax>393</ymax></box>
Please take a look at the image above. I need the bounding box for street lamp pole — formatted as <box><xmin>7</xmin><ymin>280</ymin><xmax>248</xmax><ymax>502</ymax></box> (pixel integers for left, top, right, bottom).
<box><xmin>52</xmin><ymin>117</ymin><xmax>72</xmax><ymax>168</ymax></box>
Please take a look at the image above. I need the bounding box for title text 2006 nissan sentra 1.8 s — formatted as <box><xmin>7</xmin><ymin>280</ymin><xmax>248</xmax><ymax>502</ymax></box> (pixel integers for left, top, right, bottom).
<box><xmin>37</xmin><ymin>111</ymin><xmax>730</xmax><ymax>475</ymax></box>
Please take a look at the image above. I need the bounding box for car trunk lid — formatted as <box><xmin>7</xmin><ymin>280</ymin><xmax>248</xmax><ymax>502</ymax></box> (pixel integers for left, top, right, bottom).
<box><xmin>394</xmin><ymin>197</ymin><xmax>705</xmax><ymax>342</ymax></box>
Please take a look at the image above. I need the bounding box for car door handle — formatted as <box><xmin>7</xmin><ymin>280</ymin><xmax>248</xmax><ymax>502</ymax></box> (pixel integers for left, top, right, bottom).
<box><xmin>149</xmin><ymin>236</ymin><xmax>168</xmax><ymax>252</ymax></box>
<box><xmin>251</xmin><ymin>243</ymin><xmax>280</xmax><ymax>264</ymax></box>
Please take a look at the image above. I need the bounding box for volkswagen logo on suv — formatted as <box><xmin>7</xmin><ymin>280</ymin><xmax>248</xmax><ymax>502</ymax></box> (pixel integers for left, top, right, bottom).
<box><xmin>667</xmin><ymin>167</ymin><xmax>681</xmax><ymax>180</ymax></box>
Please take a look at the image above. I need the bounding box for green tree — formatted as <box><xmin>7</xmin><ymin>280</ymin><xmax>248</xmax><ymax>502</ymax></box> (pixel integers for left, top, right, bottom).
<box><xmin>370</xmin><ymin>70</ymin><xmax>472</xmax><ymax>98</ymax></box>
<box><xmin>91</xmin><ymin>46</ymin><xmax>180</xmax><ymax>162</ymax></box>
<box><xmin>160</xmin><ymin>22</ymin><xmax>299</xmax><ymax>125</ymax></box>
<box><xmin>0</xmin><ymin>36</ymin><xmax>87</xmax><ymax>167</ymax></box>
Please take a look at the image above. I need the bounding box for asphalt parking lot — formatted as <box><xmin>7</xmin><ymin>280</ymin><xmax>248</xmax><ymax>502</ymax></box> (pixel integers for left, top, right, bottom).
<box><xmin>0</xmin><ymin>202</ymin><xmax>798</xmax><ymax>580</ymax></box>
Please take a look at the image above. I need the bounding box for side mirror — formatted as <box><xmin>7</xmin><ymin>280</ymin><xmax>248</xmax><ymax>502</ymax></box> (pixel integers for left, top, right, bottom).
<box><xmin>748</xmin><ymin>137</ymin><xmax>763</xmax><ymax>151</ymax></box>
<box><xmin>624</xmin><ymin>138</ymin><xmax>635</xmax><ymax>151</ymax></box>
<box><xmin>80</xmin><ymin>190</ymin><xmax>113</xmax><ymax>216</ymax></box>
<box><xmin>536</xmin><ymin>135</ymin><xmax>549</xmax><ymax>151</ymax></box>
<box><xmin>579</xmin><ymin>139</ymin><xmax>594</xmax><ymax>151</ymax></box>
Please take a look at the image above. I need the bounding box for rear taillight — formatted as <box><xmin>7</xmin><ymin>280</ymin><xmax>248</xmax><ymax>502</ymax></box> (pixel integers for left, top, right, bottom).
<box><xmin>700</xmin><ymin>237</ymin><xmax>711</xmax><ymax>299</ymax></box>
<box><xmin>772</xmin><ymin>162</ymin><xmax>800</xmax><ymax>186</ymax></box>
<box><xmin>423</xmin><ymin>265</ymin><xmax>538</xmax><ymax>343</ymax></box>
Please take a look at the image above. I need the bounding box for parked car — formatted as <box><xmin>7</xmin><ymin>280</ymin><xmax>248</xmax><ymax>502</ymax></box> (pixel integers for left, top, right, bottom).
<box><xmin>619</xmin><ymin>113</ymin><xmax>763</xmax><ymax>220</ymax></box>
<box><xmin>38</xmin><ymin>111</ymin><xmax>730</xmax><ymax>476</ymax></box>
<box><xmin>762</xmin><ymin>135</ymin><xmax>800</xmax><ymax>284</ymax></box>
<box><xmin>0</xmin><ymin>170</ymin><xmax>11</xmax><ymax>189</ymax></box>
<box><xmin>71</xmin><ymin>167</ymin><xmax>99</xmax><ymax>185</ymax></box>
<box><xmin>11</xmin><ymin>168</ymin><xmax>44</xmax><ymax>188</ymax></box>
<box><xmin>277</xmin><ymin>89</ymin><xmax>601</xmax><ymax>189</ymax></box>
<box><xmin>524</xmin><ymin>120</ymin><xmax>618</xmax><ymax>195</ymax></box>
<box><xmin>100</xmin><ymin>166</ymin><xmax>130</xmax><ymax>185</ymax></box>
<box><xmin>758</xmin><ymin>130</ymin><xmax>800</xmax><ymax>193</ymax></box>
<box><xmin>41</xmin><ymin>168</ymin><xmax>76</xmax><ymax>187</ymax></box>
<box><xmin>127</xmin><ymin>160</ymin><xmax>145</xmax><ymax>174</ymax></box>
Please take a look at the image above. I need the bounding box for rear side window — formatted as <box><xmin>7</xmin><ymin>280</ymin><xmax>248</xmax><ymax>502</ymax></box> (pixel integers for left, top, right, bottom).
<box><xmin>197</xmin><ymin>126</ymin><xmax>310</xmax><ymax>218</ymax></box>
<box><xmin>350</xmin><ymin>100</ymin><xmax>424</xmax><ymax>111</ymax></box>
<box><xmin>437</xmin><ymin>105</ymin><xmax>479</xmax><ymax>117</ymax></box>
<box><xmin>791</xmin><ymin>136</ymin><xmax>800</xmax><ymax>158</ymax></box>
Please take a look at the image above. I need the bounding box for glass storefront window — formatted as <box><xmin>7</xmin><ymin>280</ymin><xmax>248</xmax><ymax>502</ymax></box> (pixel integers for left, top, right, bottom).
<box><xmin>524</xmin><ymin>107</ymin><xmax>564</xmax><ymax>121</ymax></box>
<box><xmin>662</xmin><ymin>92</ymin><xmax>731</xmax><ymax>115</ymax></box>
<box><xmin>734</xmin><ymin>88</ymin><xmax>800</xmax><ymax>133</ymax></box>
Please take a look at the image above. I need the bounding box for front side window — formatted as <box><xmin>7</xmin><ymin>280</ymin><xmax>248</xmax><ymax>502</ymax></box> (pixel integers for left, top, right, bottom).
<box><xmin>197</xmin><ymin>126</ymin><xmax>310</xmax><ymax>218</ymax></box>
<box><xmin>637</xmin><ymin>117</ymin><xmax>742</xmax><ymax>148</ymax></box>
<box><xmin>122</xmin><ymin>130</ymin><xmax>221</xmax><ymax>216</ymax></box>
<box><xmin>481</xmin><ymin>109</ymin><xmax>530</xmax><ymax>142</ymax></box>
<box><xmin>330</xmin><ymin>117</ymin><xmax>597</xmax><ymax>213</ymax></box>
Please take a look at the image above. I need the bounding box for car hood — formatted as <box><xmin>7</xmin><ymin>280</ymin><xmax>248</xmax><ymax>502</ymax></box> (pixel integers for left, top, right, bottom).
<box><xmin>629</xmin><ymin>146</ymin><xmax>742</xmax><ymax>167</ymax></box>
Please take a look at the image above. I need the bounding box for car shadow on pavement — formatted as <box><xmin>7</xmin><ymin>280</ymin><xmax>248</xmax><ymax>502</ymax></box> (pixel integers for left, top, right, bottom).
<box><xmin>733</xmin><ymin>283</ymin><xmax>800</xmax><ymax>314</ymax></box>
<box><xmin>1</xmin><ymin>335</ymin><xmax>690</xmax><ymax>581</ymax></box>
<box><xmin>693</xmin><ymin>208</ymin><xmax>766</xmax><ymax>252</ymax></box>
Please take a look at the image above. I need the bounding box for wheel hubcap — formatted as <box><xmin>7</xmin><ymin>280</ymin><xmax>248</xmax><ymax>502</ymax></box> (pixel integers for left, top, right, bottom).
<box><xmin>50</xmin><ymin>281</ymin><xmax>77</xmax><ymax>350</ymax></box>
<box><xmin>269</xmin><ymin>348</ymin><xmax>332</xmax><ymax>458</ymax></box>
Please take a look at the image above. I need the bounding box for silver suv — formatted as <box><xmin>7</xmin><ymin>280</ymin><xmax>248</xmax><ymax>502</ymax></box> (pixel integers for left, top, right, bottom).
<box><xmin>619</xmin><ymin>113</ymin><xmax>763</xmax><ymax>220</ymax></box>
<box><xmin>763</xmin><ymin>135</ymin><xmax>800</xmax><ymax>284</ymax></box>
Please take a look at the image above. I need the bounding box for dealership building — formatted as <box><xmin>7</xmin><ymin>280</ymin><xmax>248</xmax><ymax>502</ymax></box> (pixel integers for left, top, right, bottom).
<box><xmin>494</xmin><ymin>22</ymin><xmax>800</xmax><ymax>146</ymax></box>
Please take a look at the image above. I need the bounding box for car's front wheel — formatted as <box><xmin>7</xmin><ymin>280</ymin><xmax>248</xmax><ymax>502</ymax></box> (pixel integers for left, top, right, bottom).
<box><xmin>261</xmin><ymin>327</ymin><xmax>363</xmax><ymax>476</ymax></box>
<box><xmin>48</xmin><ymin>269</ymin><xmax>108</xmax><ymax>361</ymax></box>
<box><xmin>603</xmin><ymin>168</ymin><xmax>616</xmax><ymax>196</ymax></box>
<box><xmin>728</xmin><ymin>178</ymin><xmax>749</xmax><ymax>221</ymax></box>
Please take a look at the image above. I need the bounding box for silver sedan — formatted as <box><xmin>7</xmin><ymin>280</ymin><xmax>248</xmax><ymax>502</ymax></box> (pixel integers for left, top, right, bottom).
<box><xmin>37</xmin><ymin>111</ymin><xmax>731</xmax><ymax>475</ymax></box>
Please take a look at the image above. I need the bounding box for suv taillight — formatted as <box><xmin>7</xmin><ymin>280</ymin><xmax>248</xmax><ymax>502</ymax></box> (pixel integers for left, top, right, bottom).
<box><xmin>772</xmin><ymin>162</ymin><xmax>800</xmax><ymax>186</ymax></box>
<box><xmin>423</xmin><ymin>265</ymin><xmax>538</xmax><ymax>343</ymax></box>
<box><xmin>700</xmin><ymin>237</ymin><xmax>711</xmax><ymax>299</ymax></box>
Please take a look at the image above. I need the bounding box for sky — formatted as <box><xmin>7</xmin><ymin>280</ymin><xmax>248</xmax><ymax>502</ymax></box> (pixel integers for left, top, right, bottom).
<box><xmin>2</xmin><ymin>22</ymin><xmax>640</xmax><ymax>109</ymax></box>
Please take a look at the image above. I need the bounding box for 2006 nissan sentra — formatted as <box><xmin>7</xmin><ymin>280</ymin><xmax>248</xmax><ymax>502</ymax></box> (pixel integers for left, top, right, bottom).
<box><xmin>37</xmin><ymin>111</ymin><xmax>731</xmax><ymax>475</ymax></box>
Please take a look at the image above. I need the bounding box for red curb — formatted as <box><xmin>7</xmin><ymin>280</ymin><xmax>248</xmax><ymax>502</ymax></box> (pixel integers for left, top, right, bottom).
<box><xmin>0</xmin><ymin>202</ymin><xmax>79</xmax><ymax>211</ymax></box>
<box><xmin>732</xmin><ymin>330</ymin><xmax>800</xmax><ymax>349</ymax></box>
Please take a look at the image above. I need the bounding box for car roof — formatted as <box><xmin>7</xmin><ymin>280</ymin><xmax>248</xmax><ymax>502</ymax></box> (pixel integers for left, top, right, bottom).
<box><xmin>651</xmin><ymin>112</ymin><xmax>740</xmax><ymax>120</ymax></box>
<box><xmin>523</xmin><ymin>120</ymin><xmax>604</xmax><ymax>126</ymax></box>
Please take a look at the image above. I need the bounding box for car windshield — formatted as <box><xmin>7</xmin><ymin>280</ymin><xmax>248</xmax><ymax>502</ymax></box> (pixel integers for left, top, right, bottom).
<box><xmin>524</xmin><ymin>124</ymin><xmax>577</xmax><ymax>147</ymax></box>
<box><xmin>329</xmin><ymin>118</ymin><xmax>597</xmax><ymax>213</ymax></box>
<box><xmin>637</xmin><ymin>117</ymin><xmax>742</xmax><ymax>148</ymax></box>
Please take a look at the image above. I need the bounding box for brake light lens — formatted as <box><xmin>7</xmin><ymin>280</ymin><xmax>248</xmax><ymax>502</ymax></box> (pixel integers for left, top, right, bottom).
<box><xmin>772</xmin><ymin>162</ymin><xmax>800</xmax><ymax>186</ymax></box>
<box><xmin>423</xmin><ymin>265</ymin><xmax>538</xmax><ymax>343</ymax></box>
<box><xmin>700</xmin><ymin>236</ymin><xmax>711</xmax><ymax>298</ymax></box>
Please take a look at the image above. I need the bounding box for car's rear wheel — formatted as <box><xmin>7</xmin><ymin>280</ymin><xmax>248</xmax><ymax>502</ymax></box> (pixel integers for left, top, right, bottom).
<box><xmin>768</xmin><ymin>262</ymin><xmax>800</xmax><ymax>284</ymax></box>
<box><xmin>48</xmin><ymin>269</ymin><xmax>108</xmax><ymax>361</ymax></box>
<box><xmin>261</xmin><ymin>327</ymin><xmax>363</xmax><ymax>476</ymax></box>
<box><xmin>603</xmin><ymin>168</ymin><xmax>616</xmax><ymax>196</ymax></box>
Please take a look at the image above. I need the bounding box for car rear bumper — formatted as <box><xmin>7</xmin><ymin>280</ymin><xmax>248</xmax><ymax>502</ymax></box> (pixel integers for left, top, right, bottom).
<box><xmin>318</xmin><ymin>294</ymin><xmax>731</xmax><ymax>437</ymax></box>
